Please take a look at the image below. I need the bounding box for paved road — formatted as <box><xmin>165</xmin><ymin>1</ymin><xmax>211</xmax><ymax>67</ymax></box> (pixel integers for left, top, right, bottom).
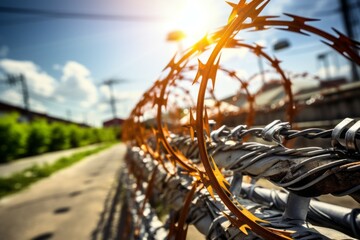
<box><xmin>0</xmin><ymin>144</ymin><xmax>103</xmax><ymax>177</ymax></box>
<box><xmin>0</xmin><ymin>143</ymin><xmax>126</xmax><ymax>240</ymax></box>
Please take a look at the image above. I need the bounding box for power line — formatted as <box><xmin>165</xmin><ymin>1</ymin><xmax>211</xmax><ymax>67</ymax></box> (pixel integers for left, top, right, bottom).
<box><xmin>0</xmin><ymin>16</ymin><xmax>52</xmax><ymax>26</ymax></box>
<box><xmin>1</xmin><ymin>76</ymin><xmax>129</xmax><ymax>112</ymax></box>
<box><xmin>30</xmin><ymin>94</ymin><xmax>83</xmax><ymax>111</ymax></box>
<box><xmin>0</xmin><ymin>6</ymin><xmax>166</xmax><ymax>22</ymax></box>
<box><xmin>0</xmin><ymin>82</ymin><xmax>91</xmax><ymax>113</ymax></box>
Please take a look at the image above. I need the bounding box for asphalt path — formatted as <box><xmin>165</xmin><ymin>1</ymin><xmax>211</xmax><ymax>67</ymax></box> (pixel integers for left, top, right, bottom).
<box><xmin>0</xmin><ymin>143</ymin><xmax>126</xmax><ymax>240</ymax></box>
<box><xmin>0</xmin><ymin>144</ymin><xmax>103</xmax><ymax>177</ymax></box>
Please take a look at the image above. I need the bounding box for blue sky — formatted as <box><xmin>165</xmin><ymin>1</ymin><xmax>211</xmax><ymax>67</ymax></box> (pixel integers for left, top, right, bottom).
<box><xmin>0</xmin><ymin>0</ymin><xmax>358</xmax><ymax>126</ymax></box>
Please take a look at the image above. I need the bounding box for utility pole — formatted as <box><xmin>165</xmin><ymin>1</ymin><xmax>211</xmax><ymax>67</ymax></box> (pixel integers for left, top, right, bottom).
<box><xmin>317</xmin><ymin>52</ymin><xmax>332</xmax><ymax>80</ymax></box>
<box><xmin>19</xmin><ymin>74</ymin><xmax>30</xmax><ymax>115</ymax></box>
<box><xmin>6</xmin><ymin>74</ymin><xmax>31</xmax><ymax>121</ymax></box>
<box><xmin>102</xmin><ymin>79</ymin><xmax>126</xmax><ymax>120</ymax></box>
<box><xmin>339</xmin><ymin>0</ymin><xmax>359</xmax><ymax>81</ymax></box>
<box><xmin>258</xmin><ymin>57</ymin><xmax>265</xmax><ymax>85</ymax></box>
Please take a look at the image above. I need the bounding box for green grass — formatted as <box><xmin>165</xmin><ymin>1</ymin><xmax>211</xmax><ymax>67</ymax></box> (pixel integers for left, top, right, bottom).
<box><xmin>0</xmin><ymin>142</ymin><xmax>115</xmax><ymax>198</ymax></box>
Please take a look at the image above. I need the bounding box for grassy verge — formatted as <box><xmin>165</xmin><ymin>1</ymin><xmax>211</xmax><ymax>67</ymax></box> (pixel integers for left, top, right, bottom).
<box><xmin>0</xmin><ymin>142</ymin><xmax>116</xmax><ymax>198</ymax></box>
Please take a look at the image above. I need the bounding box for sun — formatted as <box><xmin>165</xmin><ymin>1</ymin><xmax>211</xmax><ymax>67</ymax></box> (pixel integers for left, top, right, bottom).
<box><xmin>168</xmin><ymin>0</ymin><xmax>223</xmax><ymax>47</ymax></box>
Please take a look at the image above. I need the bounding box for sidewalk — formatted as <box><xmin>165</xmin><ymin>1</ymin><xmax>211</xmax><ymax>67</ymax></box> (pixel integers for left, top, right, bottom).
<box><xmin>0</xmin><ymin>144</ymin><xmax>103</xmax><ymax>177</ymax></box>
<box><xmin>0</xmin><ymin>143</ymin><xmax>125</xmax><ymax>240</ymax></box>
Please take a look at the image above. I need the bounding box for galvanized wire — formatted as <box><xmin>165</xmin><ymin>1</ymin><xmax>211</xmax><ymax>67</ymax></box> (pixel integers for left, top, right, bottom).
<box><xmin>123</xmin><ymin>146</ymin><xmax>359</xmax><ymax>239</ymax></box>
<box><xmin>171</xmin><ymin>118</ymin><xmax>360</xmax><ymax>198</ymax></box>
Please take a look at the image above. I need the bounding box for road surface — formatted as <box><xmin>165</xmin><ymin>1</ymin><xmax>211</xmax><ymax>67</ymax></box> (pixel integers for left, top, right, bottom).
<box><xmin>0</xmin><ymin>143</ymin><xmax>126</xmax><ymax>240</ymax></box>
<box><xmin>0</xmin><ymin>144</ymin><xmax>103</xmax><ymax>177</ymax></box>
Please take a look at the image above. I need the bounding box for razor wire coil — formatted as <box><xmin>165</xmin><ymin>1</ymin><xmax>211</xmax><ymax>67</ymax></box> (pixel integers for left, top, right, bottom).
<box><xmin>121</xmin><ymin>0</ymin><xmax>360</xmax><ymax>239</ymax></box>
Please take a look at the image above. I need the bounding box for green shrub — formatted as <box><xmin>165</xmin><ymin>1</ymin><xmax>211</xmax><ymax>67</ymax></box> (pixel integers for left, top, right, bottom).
<box><xmin>91</xmin><ymin>128</ymin><xmax>101</xmax><ymax>143</ymax></box>
<box><xmin>98</xmin><ymin>127</ymin><xmax>117</xmax><ymax>142</ymax></box>
<box><xmin>81</xmin><ymin>128</ymin><xmax>92</xmax><ymax>146</ymax></box>
<box><xmin>91</xmin><ymin>128</ymin><xmax>102</xmax><ymax>143</ymax></box>
<box><xmin>68</xmin><ymin>125</ymin><xmax>83</xmax><ymax>148</ymax></box>
<box><xmin>26</xmin><ymin>119</ymin><xmax>51</xmax><ymax>156</ymax></box>
<box><xmin>0</xmin><ymin>113</ymin><xmax>118</xmax><ymax>161</ymax></box>
<box><xmin>0</xmin><ymin>113</ymin><xmax>28</xmax><ymax>162</ymax></box>
<box><xmin>49</xmin><ymin>123</ymin><xmax>70</xmax><ymax>151</ymax></box>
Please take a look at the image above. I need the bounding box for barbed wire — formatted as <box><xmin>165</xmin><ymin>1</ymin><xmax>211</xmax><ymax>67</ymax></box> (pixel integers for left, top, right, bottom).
<box><xmin>170</xmin><ymin>119</ymin><xmax>360</xmax><ymax>197</ymax></box>
<box><xmin>121</xmin><ymin>0</ymin><xmax>360</xmax><ymax>239</ymax></box>
<box><xmin>124</xmin><ymin>145</ymin><xmax>360</xmax><ymax>239</ymax></box>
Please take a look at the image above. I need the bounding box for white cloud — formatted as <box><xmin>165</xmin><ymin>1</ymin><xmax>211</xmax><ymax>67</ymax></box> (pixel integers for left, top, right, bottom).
<box><xmin>0</xmin><ymin>59</ymin><xmax>129</xmax><ymax>124</ymax></box>
<box><xmin>56</xmin><ymin>61</ymin><xmax>98</xmax><ymax>108</ymax></box>
<box><xmin>0</xmin><ymin>59</ymin><xmax>56</xmax><ymax>97</ymax></box>
<box><xmin>53</xmin><ymin>64</ymin><xmax>62</xmax><ymax>71</ymax></box>
<box><xmin>0</xmin><ymin>89</ymin><xmax>22</xmax><ymax>105</ymax></box>
<box><xmin>54</xmin><ymin>95</ymin><xmax>65</xmax><ymax>103</ymax></box>
<box><xmin>99</xmin><ymin>85</ymin><xmax>111</xmax><ymax>99</ymax></box>
<box><xmin>116</xmin><ymin>90</ymin><xmax>142</xmax><ymax>101</ymax></box>
<box><xmin>0</xmin><ymin>89</ymin><xmax>46</xmax><ymax>113</ymax></box>
<box><xmin>235</xmin><ymin>69</ymin><xmax>249</xmax><ymax>79</ymax></box>
<box><xmin>255</xmin><ymin>39</ymin><xmax>267</xmax><ymax>48</ymax></box>
<box><xmin>100</xmin><ymin>86</ymin><xmax>142</xmax><ymax>102</ymax></box>
<box><xmin>221</xmin><ymin>47</ymin><xmax>249</xmax><ymax>64</ymax></box>
<box><xmin>71</xmin><ymin>113</ymin><xmax>84</xmax><ymax>123</ymax></box>
<box><xmin>97</xmin><ymin>102</ymin><xmax>110</xmax><ymax>112</ymax></box>
<box><xmin>0</xmin><ymin>46</ymin><xmax>9</xmax><ymax>57</ymax></box>
<box><xmin>29</xmin><ymin>99</ymin><xmax>47</xmax><ymax>113</ymax></box>
<box><xmin>97</xmin><ymin>88</ymin><xmax>142</xmax><ymax>119</ymax></box>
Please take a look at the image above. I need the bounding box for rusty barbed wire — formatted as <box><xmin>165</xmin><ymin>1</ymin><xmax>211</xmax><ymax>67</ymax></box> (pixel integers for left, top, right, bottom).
<box><xmin>122</xmin><ymin>0</ymin><xmax>360</xmax><ymax>239</ymax></box>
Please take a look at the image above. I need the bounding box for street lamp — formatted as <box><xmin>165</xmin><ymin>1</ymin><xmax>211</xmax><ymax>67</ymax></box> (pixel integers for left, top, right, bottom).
<box><xmin>273</xmin><ymin>39</ymin><xmax>291</xmax><ymax>52</ymax></box>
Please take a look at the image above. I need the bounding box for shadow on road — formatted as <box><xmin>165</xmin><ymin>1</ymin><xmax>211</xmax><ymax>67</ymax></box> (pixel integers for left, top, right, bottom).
<box><xmin>30</xmin><ymin>232</ymin><xmax>54</xmax><ymax>240</ymax></box>
<box><xmin>91</xmin><ymin>168</ymin><xmax>128</xmax><ymax>240</ymax></box>
<box><xmin>53</xmin><ymin>207</ymin><xmax>71</xmax><ymax>214</ymax></box>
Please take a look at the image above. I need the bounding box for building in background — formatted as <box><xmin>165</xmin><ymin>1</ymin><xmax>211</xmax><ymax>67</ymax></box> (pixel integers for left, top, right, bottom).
<box><xmin>102</xmin><ymin>118</ymin><xmax>125</xmax><ymax>128</ymax></box>
<box><xmin>0</xmin><ymin>101</ymin><xmax>89</xmax><ymax>128</ymax></box>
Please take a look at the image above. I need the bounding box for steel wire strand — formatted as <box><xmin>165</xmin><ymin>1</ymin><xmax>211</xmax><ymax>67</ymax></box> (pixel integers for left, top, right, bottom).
<box><xmin>170</xmin><ymin>120</ymin><xmax>360</xmax><ymax>198</ymax></box>
<box><xmin>209</xmin><ymin>143</ymin><xmax>357</xmax><ymax>196</ymax></box>
<box><xmin>239</xmin><ymin>183</ymin><xmax>360</xmax><ymax>239</ymax></box>
<box><xmin>172</xmin><ymin>137</ymin><xmax>360</xmax><ymax>198</ymax></box>
<box><xmin>125</xmin><ymin>146</ymin><xmax>360</xmax><ymax>239</ymax></box>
